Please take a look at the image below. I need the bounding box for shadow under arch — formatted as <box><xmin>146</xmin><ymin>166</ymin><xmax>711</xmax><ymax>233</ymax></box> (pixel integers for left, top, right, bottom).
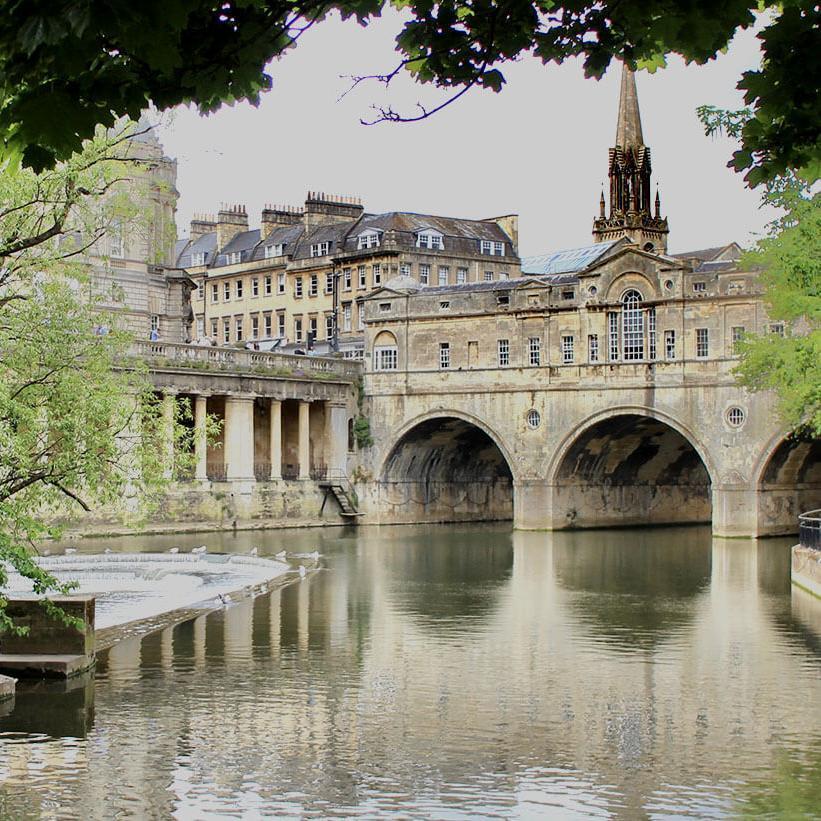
<box><xmin>377</xmin><ymin>412</ymin><xmax>515</xmax><ymax>524</ymax></box>
<box><xmin>755</xmin><ymin>432</ymin><xmax>821</xmax><ymax>536</ymax></box>
<box><xmin>547</xmin><ymin>408</ymin><xmax>713</xmax><ymax>529</ymax></box>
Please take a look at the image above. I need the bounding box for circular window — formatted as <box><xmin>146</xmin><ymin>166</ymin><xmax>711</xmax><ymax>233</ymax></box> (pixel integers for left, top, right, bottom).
<box><xmin>665</xmin><ymin>279</ymin><xmax>674</xmax><ymax>291</ymax></box>
<box><xmin>588</xmin><ymin>285</ymin><xmax>598</xmax><ymax>297</ymax></box>
<box><xmin>526</xmin><ymin>409</ymin><xmax>541</xmax><ymax>429</ymax></box>
<box><xmin>726</xmin><ymin>407</ymin><xmax>746</xmax><ymax>427</ymax></box>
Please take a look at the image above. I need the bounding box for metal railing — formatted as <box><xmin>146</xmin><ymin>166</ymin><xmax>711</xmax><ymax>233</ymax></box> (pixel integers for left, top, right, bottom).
<box><xmin>798</xmin><ymin>509</ymin><xmax>821</xmax><ymax>550</ymax></box>
<box><xmin>281</xmin><ymin>464</ymin><xmax>299</xmax><ymax>481</ymax></box>
<box><xmin>207</xmin><ymin>461</ymin><xmax>228</xmax><ymax>482</ymax></box>
<box><xmin>254</xmin><ymin>461</ymin><xmax>272</xmax><ymax>481</ymax></box>
<box><xmin>310</xmin><ymin>462</ymin><xmax>328</xmax><ymax>480</ymax></box>
<box><xmin>130</xmin><ymin>340</ymin><xmax>362</xmax><ymax>381</ymax></box>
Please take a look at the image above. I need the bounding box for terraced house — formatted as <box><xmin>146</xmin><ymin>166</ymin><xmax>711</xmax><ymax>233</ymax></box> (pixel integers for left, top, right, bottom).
<box><xmin>174</xmin><ymin>194</ymin><xmax>520</xmax><ymax>357</ymax></box>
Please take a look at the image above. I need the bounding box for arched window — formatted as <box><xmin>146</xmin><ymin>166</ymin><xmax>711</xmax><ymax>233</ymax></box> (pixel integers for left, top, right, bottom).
<box><xmin>347</xmin><ymin>418</ymin><xmax>355</xmax><ymax>452</ymax></box>
<box><xmin>621</xmin><ymin>289</ymin><xmax>644</xmax><ymax>360</ymax></box>
<box><xmin>373</xmin><ymin>330</ymin><xmax>398</xmax><ymax>371</ymax></box>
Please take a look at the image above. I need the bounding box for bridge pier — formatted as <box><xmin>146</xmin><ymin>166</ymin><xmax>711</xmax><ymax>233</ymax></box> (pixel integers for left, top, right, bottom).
<box><xmin>712</xmin><ymin>485</ymin><xmax>759</xmax><ymax>538</ymax></box>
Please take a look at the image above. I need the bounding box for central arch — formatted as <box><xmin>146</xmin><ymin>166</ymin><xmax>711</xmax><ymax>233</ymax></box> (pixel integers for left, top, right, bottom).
<box><xmin>377</xmin><ymin>413</ymin><xmax>514</xmax><ymax>524</ymax></box>
<box><xmin>548</xmin><ymin>410</ymin><xmax>713</xmax><ymax>529</ymax></box>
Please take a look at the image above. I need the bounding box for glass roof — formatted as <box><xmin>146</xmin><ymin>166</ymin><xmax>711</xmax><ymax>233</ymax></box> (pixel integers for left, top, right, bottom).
<box><xmin>522</xmin><ymin>241</ymin><xmax>618</xmax><ymax>275</ymax></box>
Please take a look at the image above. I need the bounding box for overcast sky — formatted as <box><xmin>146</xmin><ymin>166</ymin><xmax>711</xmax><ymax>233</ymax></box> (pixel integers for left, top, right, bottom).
<box><xmin>158</xmin><ymin>10</ymin><xmax>772</xmax><ymax>257</ymax></box>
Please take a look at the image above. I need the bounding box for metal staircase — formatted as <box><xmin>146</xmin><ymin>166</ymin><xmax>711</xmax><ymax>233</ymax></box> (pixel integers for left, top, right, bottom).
<box><xmin>319</xmin><ymin>473</ymin><xmax>363</xmax><ymax>520</ymax></box>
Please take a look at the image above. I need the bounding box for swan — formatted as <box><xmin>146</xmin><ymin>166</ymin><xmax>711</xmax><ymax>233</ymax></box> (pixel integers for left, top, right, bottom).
<box><xmin>65</xmin><ymin>548</ymin><xmax>77</xmax><ymax>555</ymax></box>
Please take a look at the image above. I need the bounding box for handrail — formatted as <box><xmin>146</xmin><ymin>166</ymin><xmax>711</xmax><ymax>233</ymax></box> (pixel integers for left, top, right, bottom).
<box><xmin>129</xmin><ymin>340</ymin><xmax>362</xmax><ymax>381</ymax></box>
<box><xmin>798</xmin><ymin>509</ymin><xmax>821</xmax><ymax>550</ymax></box>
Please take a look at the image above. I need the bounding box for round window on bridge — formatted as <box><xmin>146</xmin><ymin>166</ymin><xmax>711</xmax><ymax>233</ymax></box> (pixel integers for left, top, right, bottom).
<box><xmin>526</xmin><ymin>409</ymin><xmax>541</xmax><ymax>429</ymax></box>
<box><xmin>726</xmin><ymin>406</ymin><xmax>746</xmax><ymax>428</ymax></box>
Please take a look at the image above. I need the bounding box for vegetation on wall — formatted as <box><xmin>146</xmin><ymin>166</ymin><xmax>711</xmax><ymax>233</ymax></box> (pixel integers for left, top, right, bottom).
<box><xmin>0</xmin><ymin>1</ymin><xmax>817</xmax><ymax>186</ymax></box>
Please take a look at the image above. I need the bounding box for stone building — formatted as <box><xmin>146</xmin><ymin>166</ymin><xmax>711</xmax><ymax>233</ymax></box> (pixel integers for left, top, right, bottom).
<box><xmin>173</xmin><ymin>195</ymin><xmax>520</xmax><ymax>357</ymax></box>
<box><xmin>356</xmin><ymin>65</ymin><xmax>819</xmax><ymax>537</ymax></box>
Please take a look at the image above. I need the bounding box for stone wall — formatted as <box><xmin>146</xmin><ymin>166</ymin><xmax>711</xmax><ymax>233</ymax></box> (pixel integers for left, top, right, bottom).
<box><xmin>0</xmin><ymin>597</ymin><xmax>95</xmax><ymax>656</ymax></box>
<box><xmin>792</xmin><ymin>546</ymin><xmax>821</xmax><ymax>598</ymax></box>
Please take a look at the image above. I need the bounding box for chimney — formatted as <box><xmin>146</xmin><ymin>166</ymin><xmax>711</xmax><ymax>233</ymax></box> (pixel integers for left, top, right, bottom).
<box><xmin>216</xmin><ymin>204</ymin><xmax>249</xmax><ymax>249</ymax></box>
<box><xmin>302</xmin><ymin>191</ymin><xmax>364</xmax><ymax>230</ymax></box>
<box><xmin>189</xmin><ymin>213</ymin><xmax>216</xmax><ymax>242</ymax></box>
<box><xmin>485</xmin><ymin>214</ymin><xmax>519</xmax><ymax>256</ymax></box>
<box><xmin>261</xmin><ymin>203</ymin><xmax>304</xmax><ymax>239</ymax></box>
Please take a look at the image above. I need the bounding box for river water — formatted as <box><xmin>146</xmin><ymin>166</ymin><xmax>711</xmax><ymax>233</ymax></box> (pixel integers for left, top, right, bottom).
<box><xmin>1</xmin><ymin>524</ymin><xmax>819</xmax><ymax>819</ymax></box>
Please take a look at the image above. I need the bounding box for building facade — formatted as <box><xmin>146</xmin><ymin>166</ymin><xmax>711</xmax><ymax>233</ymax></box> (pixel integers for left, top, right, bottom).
<box><xmin>174</xmin><ymin>196</ymin><xmax>520</xmax><ymax>356</ymax></box>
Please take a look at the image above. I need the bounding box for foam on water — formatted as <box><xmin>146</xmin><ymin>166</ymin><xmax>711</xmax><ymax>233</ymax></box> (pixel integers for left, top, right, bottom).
<box><xmin>4</xmin><ymin>553</ymin><xmax>291</xmax><ymax>629</ymax></box>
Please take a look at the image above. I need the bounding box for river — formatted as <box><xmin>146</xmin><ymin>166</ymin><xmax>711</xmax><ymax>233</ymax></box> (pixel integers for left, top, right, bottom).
<box><xmin>1</xmin><ymin>524</ymin><xmax>819</xmax><ymax>818</ymax></box>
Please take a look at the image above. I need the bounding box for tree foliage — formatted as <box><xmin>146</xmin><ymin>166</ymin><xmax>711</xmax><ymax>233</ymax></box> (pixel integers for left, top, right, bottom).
<box><xmin>0</xmin><ymin>126</ymin><xmax>193</xmax><ymax>634</ymax></box>
<box><xmin>0</xmin><ymin>1</ymin><xmax>817</xmax><ymax>186</ymax></box>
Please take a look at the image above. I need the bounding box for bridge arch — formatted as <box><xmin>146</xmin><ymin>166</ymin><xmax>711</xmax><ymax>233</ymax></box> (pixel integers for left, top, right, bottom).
<box><xmin>546</xmin><ymin>406</ymin><xmax>714</xmax><ymax>529</ymax></box>
<box><xmin>376</xmin><ymin>410</ymin><xmax>516</xmax><ymax>524</ymax></box>
<box><xmin>754</xmin><ymin>432</ymin><xmax>821</xmax><ymax>535</ymax></box>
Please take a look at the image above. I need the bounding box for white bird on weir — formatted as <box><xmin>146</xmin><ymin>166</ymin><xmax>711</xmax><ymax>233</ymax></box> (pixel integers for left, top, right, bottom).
<box><xmin>298</xmin><ymin>565</ymin><xmax>307</xmax><ymax>579</ymax></box>
<box><xmin>104</xmin><ymin>548</ymin><xmax>112</xmax><ymax>554</ymax></box>
<box><xmin>192</xmin><ymin>546</ymin><xmax>207</xmax><ymax>555</ymax></box>
<box><xmin>249</xmin><ymin>547</ymin><xmax>258</xmax><ymax>557</ymax></box>
<box><xmin>275</xmin><ymin>550</ymin><xmax>286</xmax><ymax>560</ymax></box>
<box><xmin>65</xmin><ymin>548</ymin><xmax>77</xmax><ymax>555</ymax></box>
<box><xmin>168</xmin><ymin>548</ymin><xmax>179</xmax><ymax>554</ymax></box>
<box><xmin>310</xmin><ymin>551</ymin><xmax>320</xmax><ymax>561</ymax></box>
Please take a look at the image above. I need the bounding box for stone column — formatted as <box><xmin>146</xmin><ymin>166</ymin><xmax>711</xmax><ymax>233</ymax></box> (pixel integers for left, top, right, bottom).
<box><xmin>712</xmin><ymin>484</ymin><xmax>759</xmax><ymax>537</ymax></box>
<box><xmin>298</xmin><ymin>400</ymin><xmax>311</xmax><ymax>480</ymax></box>
<box><xmin>224</xmin><ymin>395</ymin><xmax>256</xmax><ymax>482</ymax></box>
<box><xmin>326</xmin><ymin>402</ymin><xmax>348</xmax><ymax>478</ymax></box>
<box><xmin>194</xmin><ymin>394</ymin><xmax>209</xmax><ymax>483</ymax></box>
<box><xmin>269</xmin><ymin>399</ymin><xmax>282</xmax><ymax>480</ymax></box>
<box><xmin>160</xmin><ymin>391</ymin><xmax>177</xmax><ymax>480</ymax></box>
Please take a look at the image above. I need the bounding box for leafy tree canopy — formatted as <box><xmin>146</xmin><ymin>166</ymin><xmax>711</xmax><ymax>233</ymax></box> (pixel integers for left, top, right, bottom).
<box><xmin>0</xmin><ymin>1</ymin><xmax>817</xmax><ymax>185</ymax></box>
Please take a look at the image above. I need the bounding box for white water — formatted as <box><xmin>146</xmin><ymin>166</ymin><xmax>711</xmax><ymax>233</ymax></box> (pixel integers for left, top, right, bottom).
<box><xmin>5</xmin><ymin>553</ymin><xmax>291</xmax><ymax>629</ymax></box>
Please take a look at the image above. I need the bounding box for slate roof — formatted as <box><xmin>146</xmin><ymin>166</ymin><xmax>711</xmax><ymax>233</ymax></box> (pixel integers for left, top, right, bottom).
<box><xmin>175</xmin><ymin>232</ymin><xmax>218</xmax><ymax>268</ymax></box>
<box><xmin>522</xmin><ymin>240</ymin><xmax>619</xmax><ymax>275</ymax></box>
<box><xmin>250</xmin><ymin>224</ymin><xmax>304</xmax><ymax>262</ymax></box>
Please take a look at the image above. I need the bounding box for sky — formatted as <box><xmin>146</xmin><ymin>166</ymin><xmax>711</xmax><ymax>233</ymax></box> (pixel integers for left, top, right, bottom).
<box><xmin>157</xmin><ymin>10</ymin><xmax>773</xmax><ymax>258</ymax></box>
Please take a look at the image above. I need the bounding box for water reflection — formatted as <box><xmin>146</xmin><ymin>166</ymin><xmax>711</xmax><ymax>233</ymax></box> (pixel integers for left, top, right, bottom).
<box><xmin>0</xmin><ymin>525</ymin><xmax>818</xmax><ymax>818</ymax></box>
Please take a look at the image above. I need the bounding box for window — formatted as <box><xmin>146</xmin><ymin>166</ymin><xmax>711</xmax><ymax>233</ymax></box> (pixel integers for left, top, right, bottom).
<box><xmin>621</xmin><ymin>290</ymin><xmax>644</xmax><ymax>360</ymax></box>
<box><xmin>264</xmin><ymin>243</ymin><xmax>284</xmax><ymax>259</ymax></box>
<box><xmin>343</xmin><ymin>268</ymin><xmax>352</xmax><ymax>290</ymax></box>
<box><xmin>294</xmin><ymin>318</ymin><xmax>303</xmax><ymax>343</ymax></box>
<box><xmin>197</xmin><ymin>281</ymin><xmax>204</xmax><ymax>300</ymax></box>
<box><xmin>357</xmin><ymin>302</ymin><xmax>365</xmax><ymax>330</ymax></box>
<box><xmin>211</xmin><ymin>283</ymin><xmax>219</xmax><ymax>302</ymax></box>
<box><xmin>191</xmin><ymin>251</ymin><xmax>206</xmax><ymax>266</ymax></box>
<box><xmin>439</xmin><ymin>301</ymin><xmax>450</xmax><ymax>311</ymax></box>
<box><xmin>608</xmin><ymin>312</ymin><xmax>619</xmax><ymax>360</ymax></box>
<box><xmin>309</xmin><ymin>274</ymin><xmax>318</xmax><ymax>296</ymax></box>
<box><xmin>325</xmin><ymin>272</ymin><xmax>334</xmax><ymax>294</ymax></box>
<box><xmin>357</xmin><ymin>230</ymin><xmax>381</xmax><ymax>250</ymax></box>
<box><xmin>561</xmin><ymin>289</ymin><xmax>575</xmax><ymax>300</ymax></box>
<box><xmin>379</xmin><ymin>302</ymin><xmax>392</xmax><ymax>313</ymax></box>
<box><xmin>456</xmin><ymin>268</ymin><xmax>467</xmax><ymax>284</ymax></box>
<box><xmin>358</xmin><ymin>265</ymin><xmax>367</xmax><ymax>289</ymax></box>
<box><xmin>294</xmin><ymin>277</ymin><xmax>303</xmax><ymax>298</ymax></box>
<box><xmin>310</xmin><ymin>242</ymin><xmax>331</xmax><ymax>257</ymax></box>
<box><xmin>277</xmin><ymin>313</ymin><xmax>286</xmax><ymax>338</ymax></box>
<box><xmin>325</xmin><ymin>314</ymin><xmax>334</xmax><ymax>340</ymax></box>
<box><xmin>210</xmin><ymin>318</ymin><xmax>218</xmax><ymax>338</ymax></box>
<box><xmin>561</xmin><ymin>335</ymin><xmax>574</xmax><ymax>364</ymax></box>
<box><xmin>529</xmin><ymin>337</ymin><xmax>541</xmax><ymax>366</ymax></box>
<box><xmin>499</xmin><ymin>271</ymin><xmax>509</xmax><ymax>280</ymax></box>
<box><xmin>223</xmin><ymin>319</ymin><xmax>230</xmax><ymax>344</ymax></box>
<box><xmin>497</xmin><ymin>294</ymin><xmax>510</xmax><ymax>307</ymax></box>
<box><xmin>197</xmin><ymin>315</ymin><xmax>206</xmax><ymax>336</ymax></box>
<box><xmin>223</xmin><ymin>282</ymin><xmax>231</xmax><ymax>301</ymax></box>
<box><xmin>277</xmin><ymin>273</ymin><xmax>285</xmax><ymax>294</ymax></box>
<box><xmin>731</xmin><ymin>325</ymin><xmax>745</xmax><ymax>354</ymax></box>
<box><xmin>588</xmin><ymin>334</ymin><xmax>599</xmax><ymax>363</ymax></box>
<box><xmin>696</xmin><ymin>328</ymin><xmax>709</xmax><ymax>357</ymax></box>
<box><xmin>251</xmin><ymin>315</ymin><xmax>259</xmax><ymax>339</ymax></box>
<box><xmin>438</xmin><ymin>266</ymin><xmax>449</xmax><ymax>286</ymax></box>
<box><xmin>235</xmin><ymin>279</ymin><xmax>243</xmax><ymax>299</ymax></box>
<box><xmin>439</xmin><ymin>342</ymin><xmax>451</xmax><ymax>369</ymax></box>
<box><xmin>309</xmin><ymin>316</ymin><xmax>318</xmax><ymax>341</ymax></box>
<box><xmin>484</xmin><ymin>271</ymin><xmax>494</xmax><ymax>282</ymax></box>
<box><xmin>648</xmin><ymin>307</ymin><xmax>657</xmax><ymax>360</ymax></box>
<box><xmin>400</xmin><ymin>262</ymin><xmax>411</xmax><ymax>277</ymax></box>
<box><xmin>342</xmin><ymin>303</ymin><xmax>352</xmax><ymax>332</ymax></box>
<box><xmin>373</xmin><ymin>264</ymin><xmax>382</xmax><ymax>285</ymax></box>
<box><xmin>226</xmin><ymin>251</ymin><xmax>241</xmax><ymax>265</ymax></box>
<box><xmin>480</xmin><ymin>240</ymin><xmax>505</xmax><ymax>255</ymax></box>
<box><xmin>235</xmin><ymin>317</ymin><xmax>243</xmax><ymax>341</ymax></box>
<box><xmin>251</xmin><ymin>277</ymin><xmax>259</xmax><ymax>297</ymax></box>
<box><xmin>769</xmin><ymin>322</ymin><xmax>785</xmax><ymax>337</ymax></box>
<box><xmin>150</xmin><ymin>314</ymin><xmax>160</xmax><ymax>332</ymax></box>
<box><xmin>727</xmin><ymin>406</ymin><xmax>745</xmax><ymax>427</ymax></box>
<box><xmin>109</xmin><ymin>221</ymin><xmax>124</xmax><ymax>258</ymax></box>
<box><xmin>264</xmin><ymin>314</ymin><xmax>272</xmax><ymax>337</ymax></box>
<box><xmin>693</xmin><ymin>281</ymin><xmax>706</xmax><ymax>293</ymax></box>
<box><xmin>374</xmin><ymin>346</ymin><xmax>398</xmax><ymax>371</ymax></box>
<box><xmin>498</xmin><ymin>339</ymin><xmax>510</xmax><ymax>367</ymax></box>
<box><xmin>416</xmin><ymin>230</ymin><xmax>444</xmax><ymax>250</ymax></box>
<box><xmin>526</xmin><ymin>409</ymin><xmax>541</xmax><ymax>429</ymax></box>
<box><xmin>419</xmin><ymin>264</ymin><xmax>430</xmax><ymax>285</ymax></box>
<box><xmin>665</xmin><ymin>329</ymin><xmax>676</xmax><ymax>360</ymax></box>
<box><xmin>264</xmin><ymin>275</ymin><xmax>272</xmax><ymax>296</ymax></box>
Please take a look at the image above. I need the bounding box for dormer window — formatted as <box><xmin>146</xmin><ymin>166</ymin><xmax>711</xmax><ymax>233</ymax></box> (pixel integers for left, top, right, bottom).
<box><xmin>480</xmin><ymin>240</ymin><xmax>505</xmax><ymax>256</ymax></box>
<box><xmin>310</xmin><ymin>241</ymin><xmax>331</xmax><ymax>258</ymax></box>
<box><xmin>226</xmin><ymin>251</ymin><xmax>241</xmax><ymax>265</ymax></box>
<box><xmin>357</xmin><ymin>230</ymin><xmax>381</xmax><ymax>250</ymax></box>
<box><xmin>191</xmin><ymin>251</ymin><xmax>207</xmax><ymax>266</ymax></box>
<box><xmin>264</xmin><ymin>243</ymin><xmax>284</xmax><ymax>259</ymax></box>
<box><xmin>416</xmin><ymin>229</ymin><xmax>444</xmax><ymax>250</ymax></box>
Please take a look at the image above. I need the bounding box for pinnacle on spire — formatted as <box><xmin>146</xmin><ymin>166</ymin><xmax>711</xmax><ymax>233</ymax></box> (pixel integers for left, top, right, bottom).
<box><xmin>615</xmin><ymin>62</ymin><xmax>644</xmax><ymax>149</ymax></box>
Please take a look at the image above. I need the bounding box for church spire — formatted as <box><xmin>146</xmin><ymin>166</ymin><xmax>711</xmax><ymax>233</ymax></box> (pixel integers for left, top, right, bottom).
<box><xmin>592</xmin><ymin>61</ymin><xmax>669</xmax><ymax>253</ymax></box>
